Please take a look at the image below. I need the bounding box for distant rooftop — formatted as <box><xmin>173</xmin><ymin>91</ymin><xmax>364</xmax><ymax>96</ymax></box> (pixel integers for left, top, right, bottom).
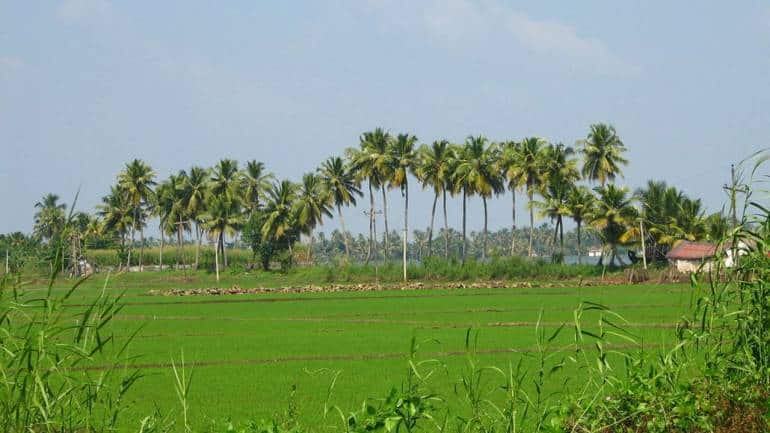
<box><xmin>666</xmin><ymin>241</ymin><xmax>717</xmax><ymax>261</ymax></box>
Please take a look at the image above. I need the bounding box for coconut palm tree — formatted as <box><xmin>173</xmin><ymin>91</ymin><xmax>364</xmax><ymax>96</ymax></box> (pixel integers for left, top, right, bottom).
<box><xmin>155</xmin><ymin>179</ymin><xmax>174</xmax><ymax>270</ymax></box>
<box><xmin>389</xmin><ymin>133</ymin><xmax>418</xmax><ymax>280</ymax></box>
<box><xmin>415</xmin><ymin>140</ymin><xmax>452</xmax><ymax>258</ymax></box>
<box><xmin>208</xmin><ymin>159</ymin><xmax>243</xmax><ymax>266</ymax></box>
<box><xmin>705</xmin><ymin>212</ymin><xmax>729</xmax><ymax>242</ymax></box>
<box><xmin>636</xmin><ymin>180</ymin><xmax>710</xmax><ymax>260</ymax></box>
<box><xmin>261</xmin><ymin>180</ymin><xmax>299</xmax><ymax>249</ymax></box>
<box><xmin>499</xmin><ymin>140</ymin><xmax>527</xmax><ymax>256</ymax></box>
<box><xmin>33</xmin><ymin>193</ymin><xmax>67</xmax><ymax>243</ymax></box>
<box><xmin>210</xmin><ymin>159</ymin><xmax>241</xmax><ymax>200</ymax></box>
<box><xmin>591</xmin><ymin>184</ymin><xmax>637</xmax><ymax>266</ymax></box>
<box><xmin>580</xmin><ymin>123</ymin><xmax>628</xmax><ymax>187</ymax></box>
<box><xmin>293</xmin><ymin>173</ymin><xmax>333</xmax><ymax>264</ymax></box>
<box><xmin>452</xmin><ymin>136</ymin><xmax>503</xmax><ymax>261</ymax></box>
<box><xmin>170</xmin><ymin>171</ymin><xmax>192</xmax><ymax>268</ymax></box>
<box><xmin>566</xmin><ymin>186</ymin><xmax>595</xmax><ymax>264</ymax></box>
<box><xmin>117</xmin><ymin>159</ymin><xmax>156</xmax><ymax>270</ymax></box>
<box><xmin>318</xmin><ymin>156</ymin><xmax>362</xmax><ymax>258</ymax></box>
<box><xmin>347</xmin><ymin>130</ymin><xmax>391</xmax><ymax>263</ymax></box>
<box><xmin>359</xmin><ymin>128</ymin><xmax>393</xmax><ymax>258</ymax></box>
<box><xmin>534</xmin><ymin>175</ymin><xmax>572</xmax><ymax>263</ymax></box>
<box><xmin>201</xmin><ymin>195</ymin><xmax>244</xmax><ymax>273</ymax></box>
<box><xmin>97</xmin><ymin>185</ymin><xmax>133</xmax><ymax>262</ymax></box>
<box><xmin>182</xmin><ymin>166</ymin><xmax>209</xmax><ymax>269</ymax></box>
<box><xmin>515</xmin><ymin>137</ymin><xmax>548</xmax><ymax>257</ymax></box>
<box><xmin>542</xmin><ymin>142</ymin><xmax>580</xmax><ymax>183</ymax></box>
<box><xmin>240</xmin><ymin>160</ymin><xmax>273</xmax><ymax>217</ymax></box>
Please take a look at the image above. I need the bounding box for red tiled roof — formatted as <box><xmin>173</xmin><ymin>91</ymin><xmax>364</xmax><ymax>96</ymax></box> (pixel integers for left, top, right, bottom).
<box><xmin>666</xmin><ymin>241</ymin><xmax>717</xmax><ymax>260</ymax></box>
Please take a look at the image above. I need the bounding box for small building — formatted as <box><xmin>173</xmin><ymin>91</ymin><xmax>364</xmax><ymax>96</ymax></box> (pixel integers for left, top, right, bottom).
<box><xmin>587</xmin><ymin>247</ymin><xmax>603</xmax><ymax>258</ymax></box>
<box><xmin>666</xmin><ymin>241</ymin><xmax>718</xmax><ymax>273</ymax></box>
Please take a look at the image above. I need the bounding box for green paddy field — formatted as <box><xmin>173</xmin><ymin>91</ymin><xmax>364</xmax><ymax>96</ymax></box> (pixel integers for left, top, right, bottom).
<box><xmin>33</xmin><ymin>271</ymin><xmax>694</xmax><ymax>431</ymax></box>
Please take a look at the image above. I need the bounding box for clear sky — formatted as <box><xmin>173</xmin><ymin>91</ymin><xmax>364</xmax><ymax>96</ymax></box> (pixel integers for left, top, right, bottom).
<box><xmin>1</xmin><ymin>1</ymin><xmax>768</xmax><ymax>235</ymax></box>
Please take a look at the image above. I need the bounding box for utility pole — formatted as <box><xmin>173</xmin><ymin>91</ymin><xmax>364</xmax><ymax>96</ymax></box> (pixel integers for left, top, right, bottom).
<box><xmin>5</xmin><ymin>249</ymin><xmax>9</xmax><ymax>274</ymax></box>
<box><xmin>639</xmin><ymin>219</ymin><xmax>647</xmax><ymax>270</ymax></box>
<box><xmin>725</xmin><ymin>164</ymin><xmax>739</xmax><ymax>230</ymax></box>
<box><xmin>723</xmin><ymin>164</ymin><xmax>749</xmax><ymax>267</ymax></box>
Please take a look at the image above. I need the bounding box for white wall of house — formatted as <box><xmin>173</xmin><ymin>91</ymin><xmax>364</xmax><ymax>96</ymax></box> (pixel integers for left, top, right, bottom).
<box><xmin>673</xmin><ymin>259</ymin><xmax>713</xmax><ymax>273</ymax></box>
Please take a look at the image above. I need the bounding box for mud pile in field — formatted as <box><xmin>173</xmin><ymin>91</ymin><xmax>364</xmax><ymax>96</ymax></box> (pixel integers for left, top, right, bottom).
<box><xmin>146</xmin><ymin>279</ymin><xmax>606</xmax><ymax>297</ymax></box>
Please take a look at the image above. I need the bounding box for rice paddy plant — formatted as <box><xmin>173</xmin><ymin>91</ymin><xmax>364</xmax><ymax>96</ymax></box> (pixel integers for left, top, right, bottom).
<box><xmin>0</xmin><ymin>258</ymin><xmax>142</xmax><ymax>432</ymax></box>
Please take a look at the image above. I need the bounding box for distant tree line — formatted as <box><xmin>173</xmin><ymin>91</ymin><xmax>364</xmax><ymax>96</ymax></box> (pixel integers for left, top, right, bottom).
<box><xmin>7</xmin><ymin>123</ymin><xmax>730</xmax><ymax>278</ymax></box>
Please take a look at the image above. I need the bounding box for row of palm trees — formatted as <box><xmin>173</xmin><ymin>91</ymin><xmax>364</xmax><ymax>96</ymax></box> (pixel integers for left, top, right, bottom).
<box><xmin>30</xmin><ymin>122</ymin><xmax>729</xmax><ymax>277</ymax></box>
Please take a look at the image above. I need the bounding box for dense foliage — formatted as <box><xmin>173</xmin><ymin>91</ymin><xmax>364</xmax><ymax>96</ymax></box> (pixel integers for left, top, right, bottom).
<box><xmin>6</xmin><ymin>124</ymin><xmax>730</xmax><ymax>280</ymax></box>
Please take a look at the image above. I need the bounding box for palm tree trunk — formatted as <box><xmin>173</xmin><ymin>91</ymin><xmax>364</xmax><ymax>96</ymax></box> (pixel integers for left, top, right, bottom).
<box><xmin>510</xmin><ymin>190</ymin><xmax>516</xmax><ymax>256</ymax></box>
<box><xmin>552</xmin><ymin>219</ymin><xmax>559</xmax><ymax>262</ymax></box>
<box><xmin>139</xmin><ymin>223</ymin><xmax>145</xmax><ymax>272</ymax></box>
<box><xmin>381</xmin><ymin>186</ymin><xmax>389</xmax><ymax>260</ymax></box>
<box><xmin>482</xmin><ymin>196</ymin><xmax>488</xmax><ymax>261</ymax></box>
<box><xmin>442</xmin><ymin>189</ymin><xmax>449</xmax><ymax>260</ymax></box>
<box><xmin>177</xmin><ymin>217</ymin><xmax>184</xmax><ymax>269</ymax></box>
<box><xmin>559</xmin><ymin>216</ymin><xmax>565</xmax><ymax>261</ymax></box>
<box><xmin>366</xmin><ymin>181</ymin><xmax>374</xmax><ymax>264</ymax></box>
<box><xmin>428</xmin><ymin>192</ymin><xmax>438</xmax><ymax>257</ymax></box>
<box><xmin>308</xmin><ymin>229</ymin><xmax>314</xmax><ymax>265</ymax></box>
<box><xmin>576</xmin><ymin>220</ymin><xmax>582</xmax><ymax>265</ymax></box>
<box><xmin>214</xmin><ymin>235</ymin><xmax>220</xmax><ymax>282</ymax></box>
<box><xmin>338</xmin><ymin>205</ymin><xmax>350</xmax><ymax>258</ymax></box>
<box><xmin>127</xmin><ymin>208</ymin><xmax>137</xmax><ymax>269</ymax></box>
<box><xmin>528</xmin><ymin>188</ymin><xmax>534</xmax><ymax>258</ymax></box>
<box><xmin>402</xmin><ymin>183</ymin><xmax>408</xmax><ymax>282</ymax></box>
<box><xmin>222</xmin><ymin>232</ymin><xmax>228</xmax><ymax>269</ymax></box>
<box><xmin>159</xmin><ymin>224</ymin><xmax>164</xmax><ymax>271</ymax></box>
<box><xmin>462</xmin><ymin>189</ymin><xmax>467</xmax><ymax>263</ymax></box>
<box><xmin>195</xmin><ymin>224</ymin><xmax>202</xmax><ymax>269</ymax></box>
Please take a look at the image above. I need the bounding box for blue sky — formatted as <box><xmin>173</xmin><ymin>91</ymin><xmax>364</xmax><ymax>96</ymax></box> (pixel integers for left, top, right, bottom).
<box><xmin>1</xmin><ymin>0</ymin><xmax>769</xmax><ymax>235</ymax></box>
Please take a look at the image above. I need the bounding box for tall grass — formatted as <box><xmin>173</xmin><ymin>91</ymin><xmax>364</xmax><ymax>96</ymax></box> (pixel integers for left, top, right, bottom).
<box><xmin>0</xmin><ymin>251</ymin><xmax>141</xmax><ymax>431</ymax></box>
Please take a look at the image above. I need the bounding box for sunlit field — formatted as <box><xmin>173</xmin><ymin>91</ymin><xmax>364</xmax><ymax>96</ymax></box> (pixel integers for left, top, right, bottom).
<box><xmin>32</xmin><ymin>272</ymin><xmax>693</xmax><ymax>430</ymax></box>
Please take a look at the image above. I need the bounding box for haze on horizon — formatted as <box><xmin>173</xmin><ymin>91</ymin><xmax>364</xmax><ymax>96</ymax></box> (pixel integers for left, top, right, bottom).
<box><xmin>1</xmin><ymin>1</ymin><xmax>768</xmax><ymax>236</ymax></box>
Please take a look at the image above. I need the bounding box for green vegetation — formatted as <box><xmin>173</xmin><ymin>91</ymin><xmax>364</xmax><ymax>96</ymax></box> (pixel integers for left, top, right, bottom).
<box><xmin>8</xmin><ymin>123</ymin><xmax>732</xmax><ymax>283</ymax></box>
<box><xmin>1</xmin><ymin>139</ymin><xmax>766</xmax><ymax>432</ymax></box>
<box><xmin>11</xmin><ymin>272</ymin><xmax>692</xmax><ymax>432</ymax></box>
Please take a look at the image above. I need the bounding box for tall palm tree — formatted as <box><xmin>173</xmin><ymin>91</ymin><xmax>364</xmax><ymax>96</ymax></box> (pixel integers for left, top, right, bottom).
<box><xmin>359</xmin><ymin>128</ymin><xmax>393</xmax><ymax>258</ymax></box>
<box><xmin>118</xmin><ymin>159</ymin><xmax>156</xmax><ymax>270</ymax></box>
<box><xmin>452</xmin><ymin>136</ymin><xmax>503</xmax><ymax>261</ymax></box>
<box><xmin>182</xmin><ymin>166</ymin><xmax>209</xmax><ymax>269</ymax></box>
<box><xmin>534</xmin><ymin>175</ymin><xmax>572</xmax><ymax>262</ymax></box>
<box><xmin>201</xmin><ymin>195</ymin><xmax>244</xmax><ymax>273</ymax></box>
<box><xmin>389</xmin><ymin>133</ymin><xmax>418</xmax><ymax>280</ymax></box>
<box><xmin>170</xmin><ymin>171</ymin><xmax>191</xmax><ymax>268</ymax></box>
<box><xmin>155</xmin><ymin>178</ymin><xmax>174</xmax><ymax>270</ymax></box>
<box><xmin>97</xmin><ymin>185</ymin><xmax>133</xmax><ymax>263</ymax></box>
<box><xmin>516</xmin><ymin>137</ymin><xmax>548</xmax><ymax>257</ymax></box>
<box><xmin>566</xmin><ymin>186</ymin><xmax>595</xmax><ymax>264</ymax></box>
<box><xmin>591</xmin><ymin>184</ymin><xmax>637</xmax><ymax>266</ymax></box>
<box><xmin>208</xmin><ymin>159</ymin><xmax>242</xmax><ymax>267</ymax></box>
<box><xmin>240</xmin><ymin>160</ymin><xmax>273</xmax><ymax>216</ymax></box>
<box><xmin>261</xmin><ymin>180</ymin><xmax>299</xmax><ymax>250</ymax></box>
<box><xmin>542</xmin><ymin>142</ymin><xmax>580</xmax><ymax>183</ymax></box>
<box><xmin>347</xmin><ymin>130</ymin><xmax>390</xmax><ymax>263</ymax></box>
<box><xmin>210</xmin><ymin>159</ymin><xmax>241</xmax><ymax>199</ymax></box>
<box><xmin>580</xmin><ymin>123</ymin><xmax>628</xmax><ymax>187</ymax></box>
<box><xmin>499</xmin><ymin>141</ymin><xmax>526</xmax><ymax>256</ymax></box>
<box><xmin>415</xmin><ymin>140</ymin><xmax>452</xmax><ymax>258</ymax></box>
<box><xmin>33</xmin><ymin>193</ymin><xmax>67</xmax><ymax>243</ymax></box>
<box><xmin>293</xmin><ymin>173</ymin><xmax>333</xmax><ymax>264</ymax></box>
<box><xmin>318</xmin><ymin>156</ymin><xmax>362</xmax><ymax>258</ymax></box>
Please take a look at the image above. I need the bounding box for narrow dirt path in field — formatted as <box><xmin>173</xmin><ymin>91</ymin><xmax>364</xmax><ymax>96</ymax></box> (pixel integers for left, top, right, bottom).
<box><xmin>114</xmin><ymin>313</ymin><xmax>680</xmax><ymax>329</ymax></box>
<box><xmin>77</xmin><ymin>342</ymin><xmax>665</xmax><ymax>372</ymax></box>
